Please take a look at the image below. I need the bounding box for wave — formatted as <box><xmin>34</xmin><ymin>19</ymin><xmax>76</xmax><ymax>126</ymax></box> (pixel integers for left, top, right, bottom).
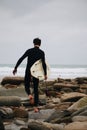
<box><xmin>0</xmin><ymin>65</ymin><xmax>87</xmax><ymax>79</ymax></box>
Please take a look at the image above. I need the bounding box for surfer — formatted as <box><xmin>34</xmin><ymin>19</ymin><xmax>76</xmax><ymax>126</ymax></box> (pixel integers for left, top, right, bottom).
<box><xmin>13</xmin><ymin>38</ymin><xmax>47</xmax><ymax>112</ymax></box>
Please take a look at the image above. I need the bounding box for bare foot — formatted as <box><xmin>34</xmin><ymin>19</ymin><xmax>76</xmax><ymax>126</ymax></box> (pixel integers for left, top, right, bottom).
<box><xmin>29</xmin><ymin>95</ymin><xmax>34</xmax><ymax>105</ymax></box>
<box><xmin>34</xmin><ymin>107</ymin><xmax>39</xmax><ymax>113</ymax></box>
<box><xmin>29</xmin><ymin>95</ymin><xmax>33</xmax><ymax>100</ymax></box>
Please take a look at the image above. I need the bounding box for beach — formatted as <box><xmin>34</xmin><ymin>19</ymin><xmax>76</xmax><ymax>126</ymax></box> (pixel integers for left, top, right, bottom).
<box><xmin>0</xmin><ymin>65</ymin><xmax>87</xmax><ymax>130</ymax></box>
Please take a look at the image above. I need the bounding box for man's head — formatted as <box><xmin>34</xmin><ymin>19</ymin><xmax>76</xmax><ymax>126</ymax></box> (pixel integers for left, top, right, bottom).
<box><xmin>33</xmin><ymin>38</ymin><xmax>41</xmax><ymax>46</ymax></box>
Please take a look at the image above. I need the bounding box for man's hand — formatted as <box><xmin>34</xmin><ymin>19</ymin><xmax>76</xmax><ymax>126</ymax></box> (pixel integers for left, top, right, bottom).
<box><xmin>44</xmin><ymin>75</ymin><xmax>47</xmax><ymax>80</ymax></box>
<box><xmin>13</xmin><ymin>68</ymin><xmax>17</xmax><ymax>75</ymax></box>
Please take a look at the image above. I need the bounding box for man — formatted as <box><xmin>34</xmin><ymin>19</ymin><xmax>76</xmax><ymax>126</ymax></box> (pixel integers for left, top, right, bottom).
<box><xmin>13</xmin><ymin>38</ymin><xmax>47</xmax><ymax>112</ymax></box>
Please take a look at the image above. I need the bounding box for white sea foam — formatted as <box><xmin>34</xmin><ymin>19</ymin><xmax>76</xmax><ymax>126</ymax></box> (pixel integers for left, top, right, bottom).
<box><xmin>0</xmin><ymin>64</ymin><xmax>87</xmax><ymax>80</ymax></box>
<box><xmin>50</xmin><ymin>68</ymin><xmax>87</xmax><ymax>79</ymax></box>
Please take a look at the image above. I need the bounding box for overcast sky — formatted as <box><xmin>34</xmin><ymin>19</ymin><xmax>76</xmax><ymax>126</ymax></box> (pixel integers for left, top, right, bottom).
<box><xmin>0</xmin><ymin>0</ymin><xmax>87</xmax><ymax>65</ymax></box>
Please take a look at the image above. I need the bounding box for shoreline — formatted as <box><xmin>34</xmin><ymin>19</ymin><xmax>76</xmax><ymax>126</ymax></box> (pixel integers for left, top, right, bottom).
<box><xmin>0</xmin><ymin>75</ymin><xmax>87</xmax><ymax>83</ymax></box>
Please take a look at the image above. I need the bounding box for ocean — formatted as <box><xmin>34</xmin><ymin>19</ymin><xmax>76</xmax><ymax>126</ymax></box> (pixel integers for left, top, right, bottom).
<box><xmin>0</xmin><ymin>64</ymin><xmax>87</xmax><ymax>81</ymax></box>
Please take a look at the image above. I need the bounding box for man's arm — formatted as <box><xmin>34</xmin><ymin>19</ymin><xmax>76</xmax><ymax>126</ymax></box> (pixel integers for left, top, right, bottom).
<box><xmin>13</xmin><ymin>51</ymin><xmax>28</xmax><ymax>75</ymax></box>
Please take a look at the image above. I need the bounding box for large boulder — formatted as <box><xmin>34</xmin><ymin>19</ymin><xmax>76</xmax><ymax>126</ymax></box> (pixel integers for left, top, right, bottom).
<box><xmin>75</xmin><ymin>77</ymin><xmax>87</xmax><ymax>84</ymax></box>
<box><xmin>28</xmin><ymin>120</ymin><xmax>64</xmax><ymax>130</ymax></box>
<box><xmin>0</xmin><ymin>107</ymin><xmax>14</xmax><ymax>119</ymax></box>
<box><xmin>45</xmin><ymin>110</ymin><xmax>72</xmax><ymax>123</ymax></box>
<box><xmin>1</xmin><ymin>76</ymin><xmax>24</xmax><ymax>85</ymax></box>
<box><xmin>71</xmin><ymin>105</ymin><xmax>87</xmax><ymax>117</ymax></box>
<box><xmin>53</xmin><ymin>83</ymin><xmax>79</xmax><ymax>91</ymax></box>
<box><xmin>68</xmin><ymin>96</ymin><xmax>87</xmax><ymax>111</ymax></box>
<box><xmin>61</xmin><ymin>92</ymin><xmax>87</xmax><ymax>102</ymax></box>
<box><xmin>0</xmin><ymin>96</ymin><xmax>21</xmax><ymax>106</ymax></box>
<box><xmin>63</xmin><ymin>121</ymin><xmax>87</xmax><ymax>130</ymax></box>
<box><xmin>13</xmin><ymin>107</ymin><xmax>28</xmax><ymax>118</ymax></box>
<box><xmin>0</xmin><ymin>117</ymin><xmax>5</xmax><ymax>130</ymax></box>
<box><xmin>72</xmin><ymin>116</ymin><xmax>87</xmax><ymax>122</ymax></box>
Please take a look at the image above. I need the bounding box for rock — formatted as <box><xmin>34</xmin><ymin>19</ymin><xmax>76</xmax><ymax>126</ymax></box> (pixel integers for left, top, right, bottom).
<box><xmin>0</xmin><ymin>117</ymin><xmax>5</xmax><ymax>130</ymax></box>
<box><xmin>43</xmin><ymin>122</ymin><xmax>64</xmax><ymax>130</ymax></box>
<box><xmin>79</xmin><ymin>88</ymin><xmax>87</xmax><ymax>94</ymax></box>
<box><xmin>80</xmin><ymin>84</ymin><xmax>87</xmax><ymax>89</ymax></box>
<box><xmin>13</xmin><ymin>107</ymin><xmax>28</xmax><ymax>118</ymax></box>
<box><xmin>39</xmin><ymin>94</ymin><xmax>47</xmax><ymax>105</ymax></box>
<box><xmin>29</xmin><ymin>109</ymin><xmax>55</xmax><ymax>121</ymax></box>
<box><xmin>0</xmin><ymin>96</ymin><xmax>21</xmax><ymax>106</ymax></box>
<box><xmin>0</xmin><ymin>87</ymin><xmax>27</xmax><ymax>97</ymax></box>
<box><xmin>45</xmin><ymin>110</ymin><xmax>72</xmax><ymax>123</ymax></box>
<box><xmin>14</xmin><ymin>119</ymin><xmax>25</xmax><ymax>125</ymax></box>
<box><xmin>71</xmin><ymin>105</ymin><xmax>87</xmax><ymax>117</ymax></box>
<box><xmin>52</xmin><ymin>98</ymin><xmax>61</xmax><ymax>104</ymax></box>
<box><xmin>58</xmin><ymin>78</ymin><xmax>66</xmax><ymax>83</ymax></box>
<box><xmin>28</xmin><ymin>120</ymin><xmax>50</xmax><ymax>130</ymax></box>
<box><xmin>79</xmin><ymin>110</ymin><xmax>87</xmax><ymax>116</ymax></box>
<box><xmin>20</xmin><ymin>128</ymin><xmax>31</xmax><ymax>130</ymax></box>
<box><xmin>45</xmin><ymin>80</ymin><xmax>56</xmax><ymax>86</ymax></box>
<box><xmin>4</xmin><ymin>84</ymin><xmax>18</xmax><ymax>89</ymax></box>
<box><xmin>75</xmin><ymin>77</ymin><xmax>87</xmax><ymax>84</ymax></box>
<box><xmin>0</xmin><ymin>107</ymin><xmax>14</xmax><ymax>119</ymax></box>
<box><xmin>61</xmin><ymin>87</ymin><xmax>73</xmax><ymax>93</ymax></box>
<box><xmin>46</xmin><ymin>90</ymin><xmax>58</xmax><ymax>97</ymax></box>
<box><xmin>28</xmin><ymin>120</ymin><xmax>64</xmax><ymax>130</ymax></box>
<box><xmin>68</xmin><ymin>96</ymin><xmax>87</xmax><ymax>111</ymax></box>
<box><xmin>63</xmin><ymin>121</ymin><xmax>87</xmax><ymax>130</ymax></box>
<box><xmin>72</xmin><ymin>116</ymin><xmax>87</xmax><ymax>122</ymax></box>
<box><xmin>61</xmin><ymin>92</ymin><xmax>87</xmax><ymax>102</ymax></box>
<box><xmin>1</xmin><ymin>76</ymin><xmax>24</xmax><ymax>85</ymax></box>
<box><xmin>53</xmin><ymin>83</ymin><xmax>79</xmax><ymax>91</ymax></box>
<box><xmin>55</xmin><ymin>102</ymin><xmax>72</xmax><ymax>111</ymax></box>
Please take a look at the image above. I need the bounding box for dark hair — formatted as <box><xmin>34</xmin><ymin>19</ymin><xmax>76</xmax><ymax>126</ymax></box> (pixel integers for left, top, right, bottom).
<box><xmin>33</xmin><ymin>38</ymin><xmax>41</xmax><ymax>46</ymax></box>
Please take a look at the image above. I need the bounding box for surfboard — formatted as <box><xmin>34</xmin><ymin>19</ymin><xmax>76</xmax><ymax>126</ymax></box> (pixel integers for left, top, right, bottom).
<box><xmin>30</xmin><ymin>59</ymin><xmax>50</xmax><ymax>80</ymax></box>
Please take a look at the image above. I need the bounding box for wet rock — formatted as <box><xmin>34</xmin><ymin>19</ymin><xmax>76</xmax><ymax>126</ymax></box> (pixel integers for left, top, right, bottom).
<box><xmin>58</xmin><ymin>78</ymin><xmax>73</xmax><ymax>83</ymax></box>
<box><xmin>14</xmin><ymin>119</ymin><xmax>25</xmax><ymax>125</ymax></box>
<box><xmin>58</xmin><ymin>78</ymin><xmax>66</xmax><ymax>83</ymax></box>
<box><xmin>71</xmin><ymin>105</ymin><xmax>87</xmax><ymax>117</ymax></box>
<box><xmin>0</xmin><ymin>107</ymin><xmax>14</xmax><ymax>119</ymax></box>
<box><xmin>0</xmin><ymin>96</ymin><xmax>21</xmax><ymax>106</ymax></box>
<box><xmin>68</xmin><ymin>96</ymin><xmax>87</xmax><ymax>111</ymax></box>
<box><xmin>39</xmin><ymin>99</ymin><xmax>47</xmax><ymax>106</ymax></box>
<box><xmin>53</xmin><ymin>83</ymin><xmax>79</xmax><ymax>91</ymax></box>
<box><xmin>0</xmin><ymin>87</ymin><xmax>27</xmax><ymax>97</ymax></box>
<box><xmin>4</xmin><ymin>84</ymin><xmax>18</xmax><ymax>89</ymax></box>
<box><xmin>75</xmin><ymin>77</ymin><xmax>87</xmax><ymax>84</ymax></box>
<box><xmin>61</xmin><ymin>92</ymin><xmax>87</xmax><ymax>102</ymax></box>
<box><xmin>46</xmin><ymin>90</ymin><xmax>58</xmax><ymax>97</ymax></box>
<box><xmin>45</xmin><ymin>110</ymin><xmax>72</xmax><ymax>123</ymax></box>
<box><xmin>13</xmin><ymin>107</ymin><xmax>28</xmax><ymax>118</ymax></box>
<box><xmin>52</xmin><ymin>98</ymin><xmax>61</xmax><ymax>104</ymax></box>
<box><xmin>20</xmin><ymin>128</ymin><xmax>31</xmax><ymax>130</ymax></box>
<box><xmin>72</xmin><ymin>116</ymin><xmax>87</xmax><ymax>122</ymax></box>
<box><xmin>28</xmin><ymin>120</ymin><xmax>64</xmax><ymax>130</ymax></box>
<box><xmin>63</xmin><ymin>121</ymin><xmax>87</xmax><ymax>130</ymax></box>
<box><xmin>79</xmin><ymin>110</ymin><xmax>87</xmax><ymax>116</ymax></box>
<box><xmin>61</xmin><ymin>87</ymin><xmax>73</xmax><ymax>93</ymax></box>
<box><xmin>45</xmin><ymin>80</ymin><xmax>56</xmax><ymax>86</ymax></box>
<box><xmin>0</xmin><ymin>117</ymin><xmax>5</xmax><ymax>130</ymax></box>
<box><xmin>79</xmin><ymin>88</ymin><xmax>87</xmax><ymax>94</ymax></box>
<box><xmin>29</xmin><ymin>109</ymin><xmax>55</xmax><ymax>121</ymax></box>
<box><xmin>1</xmin><ymin>76</ymin><xmax>24</xmax><ymax>85</ymax></box>
<box><xmin>28</xmin><ymin>120</ymin><xmax>50</xmax><ymax>130</ymax></box>
<box><xmin>55</xmin><ymin>102</ymin><xmax>72</xmax><ymax>111</ymax></box>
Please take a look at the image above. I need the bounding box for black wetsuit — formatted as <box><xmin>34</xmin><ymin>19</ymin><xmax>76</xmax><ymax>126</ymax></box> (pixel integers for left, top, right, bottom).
<box><xmin>14</xmin><ymin>46</ymin><xmax>47</xmax><ymax>106</ymax></box>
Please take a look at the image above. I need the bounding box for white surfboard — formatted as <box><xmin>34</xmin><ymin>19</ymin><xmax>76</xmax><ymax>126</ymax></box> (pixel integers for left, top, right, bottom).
<box><xmin>30</xmin><ymin>59</ymin><xmax>50</xmax><ymax>80</ymax></box>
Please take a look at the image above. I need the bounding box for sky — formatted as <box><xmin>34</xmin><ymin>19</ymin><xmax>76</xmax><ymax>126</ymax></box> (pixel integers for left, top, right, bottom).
<box><xmin>0</xmin><ymin>0</ymin><xmax>87</xmax><ymax>65</ymax></box>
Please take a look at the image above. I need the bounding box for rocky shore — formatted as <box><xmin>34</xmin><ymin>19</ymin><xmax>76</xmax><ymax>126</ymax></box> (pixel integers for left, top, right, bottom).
<box><xmin>0</xmin><ymin>76</ymin><xmax>87</xmax><ymax>130</ymax></box>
